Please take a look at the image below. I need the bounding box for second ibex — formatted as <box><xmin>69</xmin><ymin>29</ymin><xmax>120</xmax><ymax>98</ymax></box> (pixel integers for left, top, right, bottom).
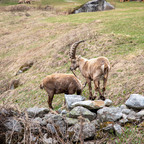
<box><xmin>69</xmin><ymin>40</ymin><xmax>110</xmax><ymax>100</ymax></box>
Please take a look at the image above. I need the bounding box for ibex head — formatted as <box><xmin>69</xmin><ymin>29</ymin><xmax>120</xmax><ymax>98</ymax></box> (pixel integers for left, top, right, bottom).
<box><xmin>69</xmin><ymin>40</ymin><xmax>84</xmax><ymax>70</ymax></box>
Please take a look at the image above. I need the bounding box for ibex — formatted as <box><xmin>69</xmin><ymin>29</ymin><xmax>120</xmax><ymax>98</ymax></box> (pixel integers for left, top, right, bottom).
<box><xmin>25</xmin><ymin>0</ymin><xmax>31</xmax><ymax>4</ymax></box>
<box><xmin>69</xmin><ymin>40</ymin><xmax>110</xmax><ymax>101</ymax></box>
<box><xmin>40</xmin><ymin>73</ymin><xmax>82</xmax><ymax>109</ymax></box>
<box><xmin>18</xmin><ymin>0</ymin><xmax>31</xmax><ymax>4</ymax></box>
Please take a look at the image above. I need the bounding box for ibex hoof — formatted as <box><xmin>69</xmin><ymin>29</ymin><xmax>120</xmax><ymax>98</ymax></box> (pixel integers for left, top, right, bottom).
<box><xmin>100</xmin><ymin>96</ymin><xmax>105</xmax><ymax>101</ymax></box>
<box><xmin>92</xmin><ymin>96</ymin><xmax>96</xmax><ymax>100</ymax></box>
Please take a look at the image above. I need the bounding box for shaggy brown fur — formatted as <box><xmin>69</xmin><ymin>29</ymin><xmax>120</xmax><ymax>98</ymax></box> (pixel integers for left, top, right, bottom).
<box><xmin>40</xmin><ymin>73</ymin><xmax>82</xmax><ymax>109</ymax></box>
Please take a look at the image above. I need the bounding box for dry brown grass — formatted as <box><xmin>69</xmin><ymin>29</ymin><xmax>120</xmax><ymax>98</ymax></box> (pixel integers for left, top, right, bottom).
<box><xmin>0</xmin><ymin>5</ymin><xmax>144</xmax><ymax>110</ymax></box>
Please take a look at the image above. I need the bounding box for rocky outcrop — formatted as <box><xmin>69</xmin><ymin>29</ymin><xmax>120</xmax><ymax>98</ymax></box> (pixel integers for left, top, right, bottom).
<box><xmin>74</xmin><ymin>0</ymin><xmax>114</xmax><ymax>14</ymax></box>
<box><xmin>125</xmin><ymin>94</ymin><xmax>144</xmax><ymax>109</ymax></box>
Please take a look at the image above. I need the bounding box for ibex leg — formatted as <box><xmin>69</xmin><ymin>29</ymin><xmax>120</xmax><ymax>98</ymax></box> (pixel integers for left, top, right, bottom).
<box><xmin>47</xmin><ymin>91</ymin><xmax>54</xmax><ymax>109</ymax></box>
<box><xmin>86</xmin><ymin>78</ymin><xmax>93</xmax><ymax>100</ymax></box>
<box><xmin>101</xmin><ymin>77</ymin><xmax>108</xmax><ymax>100</ymax></box>
<box><xmin>94</xmin><ymin>79</ymin><xmax>104</xmax><ymax>100</ymax></box>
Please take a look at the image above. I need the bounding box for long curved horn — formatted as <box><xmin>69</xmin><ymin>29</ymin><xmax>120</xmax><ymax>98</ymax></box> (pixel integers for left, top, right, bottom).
<box><xmin>69</xmin><ymin>40</ymin><xmax>85</xmax><ymax>59</ymax></box>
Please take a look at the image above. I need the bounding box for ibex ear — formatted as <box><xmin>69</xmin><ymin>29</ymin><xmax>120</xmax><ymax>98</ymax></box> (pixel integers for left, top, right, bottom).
<box><xmin>78</xmin><ymin>55</ymin><xmax>81</xmax><ymax>59</ymax></box>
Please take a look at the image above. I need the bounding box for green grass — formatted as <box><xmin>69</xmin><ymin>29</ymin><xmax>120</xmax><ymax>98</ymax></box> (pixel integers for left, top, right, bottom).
<box><xmin>0</xmin><ymin>0</ymin><xmax>18</xmax><ymax>5</ymax></box>
<box><xmin>0</xmin><ymin>1</ymin><xmax>144</xmax><ymax>108</ymax></box>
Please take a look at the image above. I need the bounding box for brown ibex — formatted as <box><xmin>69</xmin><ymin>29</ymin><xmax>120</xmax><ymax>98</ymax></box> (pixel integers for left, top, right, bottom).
<box><xmin>40</xmin><ymin>73</ymin><xmax>82</xmax><ymax>109</ymax></box>
<box><xmin>69</xmin><ymin>40</ymin><xmax>110</xmax><ymax>100</ymax></box>
<box><xmin>18</xmin><ymin>0</ymin><xmax>31</xmax><ymax>4</ymax></box>
<box><xmin>25</xmin><ymin>0</ymin><xmax>31</xmax><ymax>4</ymax></box>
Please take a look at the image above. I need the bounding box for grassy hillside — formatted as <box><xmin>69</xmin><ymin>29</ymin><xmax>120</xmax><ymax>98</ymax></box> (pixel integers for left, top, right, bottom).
<box><xmin>0</xmin><ymin>1</ymin><xmax>144</xmax><ymax>110</ymax></box>
<box><xmin>0</xmin><ymin>1</ymin><xmax>144</xmax><ymax>143</ymax></box>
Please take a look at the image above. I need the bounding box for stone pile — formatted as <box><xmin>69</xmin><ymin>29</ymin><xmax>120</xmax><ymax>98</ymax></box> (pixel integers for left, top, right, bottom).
<box><xmin>0</xmin><ymin>94</ymin><xmax>144</xmax><ymax>143</ymax></box>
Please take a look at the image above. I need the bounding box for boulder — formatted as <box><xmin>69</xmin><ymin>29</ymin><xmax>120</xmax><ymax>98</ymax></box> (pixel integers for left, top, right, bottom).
<box><xmin>104</xmin><ymin>99</ymin><xmax>112</xmax><ymax>107</ymax></box>
<box><xmin>27</xmin><ymin>107</ymin><xmax>49</xmax><ymax>118</ymax></box>
<box><xmin>103</xmin><ymin>1</ymin><xmax>114</xmax><ymax>10</ymax></box>
<box><xmin>113</xmin><ymin>124</ymin><xmax>124</xmax><ymax>136</ymax></box>
<box><xmin>71</xmin><ymin>100</ymin><xmax>105</xmax><ymax>110</ymax></box>
<box><xmin>125</xmin><ymin>94</ymin><xmax>144</xmax><ymax>109</ymax></box>
<box><xmin>127</xmin><ymin>111</ymin><xmax>137</xmax><ymax>122</ymax></box>
<box><xmin>101</xmin><ymin>122</ymin><xmax>114</xmax><ymax>132</ymax></box>
<box><xmin>32</xmin><ymin>117</ymin><xmax>47</xmax><ymax>126</ymax></box>
<box><xmin>122</xmin><ymin>114</ymin><xmax>127</xmax><ymax>119</ymax></box>
<box><xmin>122</xmin><ymin>109</ymin><xmax>132</xmax><ymax>115</ymax></box>
<box><xmin>69</xmin><ymin>106</ymin><xmax>96</xmax><ymax>121</ymax></box>
<box><xmin>97</xmin><ymin>107</ymin><xmax>122</xmax><ymax>122</ymax></box>
<box><xmin>74</xmin><ymin>0</ymin><xmax>114</xmax><ymax>14</ymax></box>
<box><xmin>119</xmin><ymin>118</ymin><xmax>129</xmax><ymax>126</ymax></box>
<box><xmin>3</xmin><ymin>118</ymin><xmax>23</xmax><ymax>143</ymax></box>
<box><xmin>60</xmin><ymin>109</ymin><xmax>67</xmax><ymax>116</ymax></box>
<box><xmin>44</xmin><ymin>113</ymin><xmax>67</xmax><ymax>135</ymax></box>
<box><xmin>68</xmin><ymin>122</ymin><xmax>96</xmax><ymax>142</ymax></box>
<box><xmin>65</xmin><ymin>94</ymin><xmax>85</xmax><ymax>109</ymax></box>
<box><xmin>136</xmin><ymin>109</ymin><xmax>144</xmax><ymax>118</ymax></box>
<box><xmin>4</xmin><ymin>118</ymin><xmax>23</xmax><ymax>132</ymax></box>
<box><xmin>120</xmin><ymin>104</ymin><xmax>128</xmax><ymax>110</ymax></box>
<box><xmin>46</xmin><ymin>123</ymin><xmax>56</xmax><ymax>135</ymax></box>
<box><xmin>103</xmin><ymin>123</ymin><xmax>113</xmax><ymax>132</ymax></box>
<box><xmin>65</xmin><ymin>117</ymin><xmax>78</xmax><ymax>126</ymax></box>
<box><xmin>43</xmin><ymin>135</ymin><xmax>57</xmax><ymax>144</ymax></box>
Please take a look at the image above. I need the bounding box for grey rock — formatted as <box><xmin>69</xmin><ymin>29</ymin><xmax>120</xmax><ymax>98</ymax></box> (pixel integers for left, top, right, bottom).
<box><xmin>97</xmin><ymin>107</ymin><xmax>122</xmax><ymax>122</ymax></box>
<box><xmin>65</xmin><ymin>94</ymin><xmax>85</xmax><ymax>109</ymax></box>
<box><xmin>4</xmin><ymin>118</ymin><xmax>23</xmax><ymax>132</ymax></box>
<box><xmin>46</xmin><ymin>123</ymin><xmax>56</xmax><ymax>135</ymax></box>
<box><xmin>125</xmin><ymin>94</ymin><xmax>144</xmax><ymax>109</ymax></box>
<box><xmin>61</xmin><ymin>109</ymin><xmax>67</xmax><ymax>115</ymax></box>
<box><xmin>136</xmin><ymin>109</ymin><xmax>144</xmax><ymax>118</ymax></box>
<box><xmin>122</xmin><ymin>114</ymin><xmax>127</xmax><ymax>119</ymax></box>
<box><xmin>127</xmin><ymin>111</ymin><xmax>137</xmax><ymax>122</ymax></box>
<box><xmin>74</xmin><ymin>0</ymin><xmax>114</xmax><ymax>14</ymax></box>
<box><xmin>103</xmin><ymin>123</ymin><xmax>114</xmax><ymax>132</ymax></box>
<box><xmin>120</xmin><ymin>104</ymin><xmax>128</xmax><ymax>110</ymax></box>
<box><xmin>30</xmin><ymin>122</ymin><xmax>41</xmax><ymax>135</ymax></box>
<box><xmin>71</xmin><ymin>100</ymin><xmax>105</xmax><ymax>110</ymax></box>
<box><xmin>119</xmin><ymin>119</ymin><xmax>128</xmax><ymax>125</ymax></box>
<box><xmin>43</xmin><ymin>134</ymin><xmax>57</xmax><ymax>144</ymax></box>
<box><xmin>27</xmin><ymin>107</ymin><xmax>49</xmax><ymax>118</ymax></box>
<box><xmin>91</xmin><ymin>119</ymin><xmax>100</xmax><ymax>127</ymax></box>
<box><xmin>44</xmin><ymin>113</ymin><xmax>67</xmax><ymax>135</ymax></box>
<box><xmin>33</xmin><ymin>117</ymin><xmax>47</xmax><ymax>126</ymax></box>
<box><xmin>68</xmin><ymin>122</ymin><xmax>96</xmax><ymax>142</ymax></box>
<box><xmin>69</xmin><ymin>106</ymin><xmax>96</xmax><ymax>121</ymax></box>
<box><xmin>113</xmin><ymin>124</ymin><xmax>123</xmax><ymax>136</ymax></box>
<box><xmin>122</xmin><ymin>109</ymin><xmax>131</xmax><ymax>115</ymax></box>
<box><xmin>65</xmin><ymin>117</ymin><xmax>78</xmax><ymax>126</ymax></box>
<box><xmin>103</xmin><ymin>1</ymin><xmax>114</xmax><ymax>10</ymax></box>
<box><xmin>104</xmin><ymin>99</ymin><xmax>112</xmax><ymax>107</ymax></box>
